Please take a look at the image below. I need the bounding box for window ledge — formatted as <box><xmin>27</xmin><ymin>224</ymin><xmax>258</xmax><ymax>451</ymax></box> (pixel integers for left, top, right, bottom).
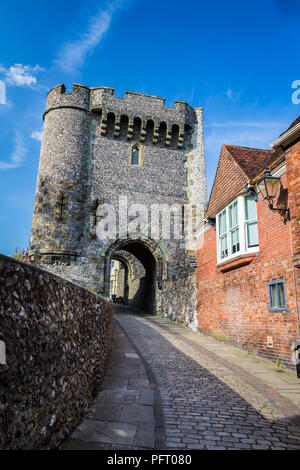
<box><xmin>217</xmin><ymin>252</ymin><xmax>258</xmax><ymax>273</ymax></box>
<box><xmin>269</xmin><ymin>308</ymin><xmax>288</xmax><ymax>312</ymax></box>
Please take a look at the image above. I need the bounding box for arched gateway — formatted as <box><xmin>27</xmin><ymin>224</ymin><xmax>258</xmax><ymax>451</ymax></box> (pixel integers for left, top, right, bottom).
<box><xmin>103</xmin><ymin>236</ymin><xmax>168</xmax><ymax>314</ymax></box>
<box><xmin>29</xmin><ymin>83</ymin><xmax>206</xmax><ymax>327</ymax></box>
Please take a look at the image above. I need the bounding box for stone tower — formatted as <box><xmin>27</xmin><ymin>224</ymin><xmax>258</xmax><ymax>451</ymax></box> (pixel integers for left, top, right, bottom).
<box><xmin>30</xmin><ymin>83</ymin><xmax>206</xmax><ymax>328</ymax></box>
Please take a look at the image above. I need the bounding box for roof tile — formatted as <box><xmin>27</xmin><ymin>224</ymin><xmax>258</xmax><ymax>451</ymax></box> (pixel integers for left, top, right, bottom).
<box><xmin>224</xmin><ymin>144</ymin><xmax>274</xmax><ymax>179</ymax></box>
<box><xmin>205</xmin><ymin>144</ymin><xmax>276</xmax><ymax>218</ymax></box>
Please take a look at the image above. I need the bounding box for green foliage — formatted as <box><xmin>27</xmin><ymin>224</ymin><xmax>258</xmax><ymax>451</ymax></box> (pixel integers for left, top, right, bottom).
<box><xmin>272</xmin><ymin>358</ymin><xmax>284</xmax><ymax>368</ymax></box>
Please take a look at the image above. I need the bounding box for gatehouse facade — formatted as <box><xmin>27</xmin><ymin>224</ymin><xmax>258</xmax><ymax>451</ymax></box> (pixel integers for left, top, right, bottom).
<box><xmin>29</xmin><ymin>83</ymin><xmax>206</xmax><ymax>326</ymax></box>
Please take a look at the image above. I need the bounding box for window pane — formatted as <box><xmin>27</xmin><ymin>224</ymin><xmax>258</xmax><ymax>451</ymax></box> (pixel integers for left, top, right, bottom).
<box><xmin>231</xmin><ymin>227</ymin><xmax>240</xmax><ymax>254</ymax></box>
<box><xmin>229</xmin><ymin>200</ymin><xmax>238</xmax><ymax>229</ymax></box>
<box><xmin>278</xmin><ymin>283</ymin><xmax>285</xmax><ymax>308</ymax></box>
<box><xmin>270</xmin><ymin>284</ymin><xmax>278</xmax><ymax>308</ymax></box>
<box><xmin>269</xmin><ymin>281</ymin><xmax>286</xmax><ymax>309</ymax></box>
<box><xmin>220</xmin><ymin>234</ymin><xmax>228</xmax><ymax>259</ymax></box>
<box><xmin>218</xmin><ymin>210</ymin><xmax>227</xmax><ymax>235</ymax></box>
<box><xmin>245</xmin><ymin>195</ymin><xmax>257</xmax><ymax>221</ymax></box>
<box><xmin>132</xmin><ymin>147</ymin><xmax>139</xmax><ymax>165</ymax></box>
<box><xmin>247</xmin><ymin>221</ymin><xmax>259</xmax><ymax>247</ymax></box>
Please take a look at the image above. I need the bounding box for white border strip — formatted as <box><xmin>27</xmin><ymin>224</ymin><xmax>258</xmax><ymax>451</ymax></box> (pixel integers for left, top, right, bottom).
<box><xmin>271</xmin><ymin>122</ymin><xmax>300</xmax><ymax>148</ymax></box>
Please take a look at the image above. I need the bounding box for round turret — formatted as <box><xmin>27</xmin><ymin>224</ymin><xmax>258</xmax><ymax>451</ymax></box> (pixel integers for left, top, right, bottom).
<box><xmin>30</xmin><ymin>84</ymin><xmax>91</xmax><ymax>265</ymax></box>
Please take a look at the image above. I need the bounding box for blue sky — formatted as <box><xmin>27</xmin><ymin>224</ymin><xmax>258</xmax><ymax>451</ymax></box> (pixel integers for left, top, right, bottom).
<box><xmin>0</xmin><ymin>0</ymin><xmax>300</xmax><ymax>255</ymax></box>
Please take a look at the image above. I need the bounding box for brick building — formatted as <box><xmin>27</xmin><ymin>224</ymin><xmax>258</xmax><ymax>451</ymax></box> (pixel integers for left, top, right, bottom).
<box><xmin>196</xmin><ymin>117</ymin><xmax>300</xmax><ymax>367</ymax></box>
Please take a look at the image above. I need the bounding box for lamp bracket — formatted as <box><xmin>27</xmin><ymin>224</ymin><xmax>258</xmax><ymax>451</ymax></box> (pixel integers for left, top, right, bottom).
<box><xmin>246</xmin><ymin>184</ymin><xmax>258</xmax><ymax>202</ymax></box>
<box><xmin>268</xmin><ymin>202</ymin><xmax>290</xmax><ymax>224</ymax></box>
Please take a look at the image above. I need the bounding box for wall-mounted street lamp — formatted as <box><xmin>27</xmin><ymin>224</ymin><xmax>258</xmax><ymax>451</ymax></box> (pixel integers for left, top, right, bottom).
<box><xmin>247</xmin><ymin>166</ymin><xmax>290</xmax><ymax>224</ymax></box>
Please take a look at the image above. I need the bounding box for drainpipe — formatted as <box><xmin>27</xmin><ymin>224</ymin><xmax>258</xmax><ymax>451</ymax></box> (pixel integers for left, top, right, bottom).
<box><xmin>290</xmin><ymin>222</ymin><xmax>300</xmax><ymax>337</ymax></box>
<box><xmin>289</xmin><ymin>214</ymin><xmax>300</xmax><ymax>377</ymax></box>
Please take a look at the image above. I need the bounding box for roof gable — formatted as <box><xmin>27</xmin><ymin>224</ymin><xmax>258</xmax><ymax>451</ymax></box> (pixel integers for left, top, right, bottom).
<box><xmin>206</xmin><ymin>145</ymin><xmax>248</xmax><ymax>219</ymax></box>
<box><xmin>206</xmin><ymin>144</ymin><xmax>275</xmax><ymax>219</ymax></box>
<box><xmin>224</xmin><ymin>145</ymin><xmax>274</xmax><ymax>179</ymax></box>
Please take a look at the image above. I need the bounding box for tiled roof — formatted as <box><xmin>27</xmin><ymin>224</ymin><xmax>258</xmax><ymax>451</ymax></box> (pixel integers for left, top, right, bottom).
<box><xmin>205</xmin><ymin>144</ymin><xmax>277</xmax><ymax>219</ymax></box>
<box><xmin>224</xmin><ymin>145</ymin><xmax>275</xmax><ymax>180</ymax></box>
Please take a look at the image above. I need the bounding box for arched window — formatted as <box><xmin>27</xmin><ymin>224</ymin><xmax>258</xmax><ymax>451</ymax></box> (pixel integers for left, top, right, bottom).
<box><xmin>131</xmin><ymin>145</ymin><xmax>140</xmax><ymax>166</ymax></box>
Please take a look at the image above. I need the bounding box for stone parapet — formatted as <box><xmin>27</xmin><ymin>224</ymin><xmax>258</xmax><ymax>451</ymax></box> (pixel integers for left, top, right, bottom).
<box><xmin>0</xmin><ymin>254</ymin><xmax>113</xmax><ymax>449</ymax></box>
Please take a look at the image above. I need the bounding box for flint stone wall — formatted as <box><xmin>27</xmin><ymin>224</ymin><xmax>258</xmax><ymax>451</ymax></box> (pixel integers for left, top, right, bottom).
<box><xmin>0</xmin><ymin>254</ymin><xmax>113</xmax><ymax>450</ymax></box>
<box><xmin>160</xmin><ymin>274</ymin><xmax>197</xmax><ymax>330</ymax></box>
<box><xmin>30</xmin><ymin>84</ymin><xmax>207</xmax><ymax>299</ymax></box>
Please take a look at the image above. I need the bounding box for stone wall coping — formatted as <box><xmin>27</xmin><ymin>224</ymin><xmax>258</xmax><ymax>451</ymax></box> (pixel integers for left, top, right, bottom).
<box><xmin>46</xmin><ymin>83</ymin><xmax>197</xmax><ymax>115</ymax></box>
<box><xmin>0</xmin><ymin>253</ymin><xmax>106</xmax><ymax>304</ymax></box>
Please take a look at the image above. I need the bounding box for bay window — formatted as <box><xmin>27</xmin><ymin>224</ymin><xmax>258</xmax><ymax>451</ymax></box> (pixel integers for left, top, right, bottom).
<box><xmin>217</xmin><ymin>194</ymin><xmax>259</xmax><ymax>263</ymax></box>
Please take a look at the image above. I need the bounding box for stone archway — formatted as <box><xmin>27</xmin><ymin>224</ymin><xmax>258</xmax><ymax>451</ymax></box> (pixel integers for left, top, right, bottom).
<box><xmin>102</xmin><ymin>236</ymin><xmax>169</xmax><ymax>314</ymax></box>
<box><xmin>110</xmin><ymin>253</ymin><xmax>133</xmax><ymax>303</ymax></box>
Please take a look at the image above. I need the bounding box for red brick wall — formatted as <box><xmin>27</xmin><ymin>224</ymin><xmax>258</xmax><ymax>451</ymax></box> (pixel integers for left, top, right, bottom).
<box><xmin>285</xmin><ymin>139</ymin><xmax>300</xmax><ymax>357</ymax></box>
<box><xmin>197</xmin><ymin>171</ymin><xmax>299</xmax><ymax>367</ymax></box>
<box><xmin>285</xmin><ymin>140</ymin><xmax>300</xmax><ymax>268</ymax></box>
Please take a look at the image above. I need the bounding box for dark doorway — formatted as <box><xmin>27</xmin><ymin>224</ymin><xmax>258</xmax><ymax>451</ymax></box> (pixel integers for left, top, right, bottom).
<box><xmin>109</xmin><ymin>240</ymin><xmax>157</xmax><ymax>314</ymax></box>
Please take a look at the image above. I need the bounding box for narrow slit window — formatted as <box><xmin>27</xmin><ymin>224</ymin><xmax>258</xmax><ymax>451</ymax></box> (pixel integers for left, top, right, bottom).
<box><xmin>131</xmin><ymin>146</ymin><xmax>139</xmax><ymax>165</ymax></box>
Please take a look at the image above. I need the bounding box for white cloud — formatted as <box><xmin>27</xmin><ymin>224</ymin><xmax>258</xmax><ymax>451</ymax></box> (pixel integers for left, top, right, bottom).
<box><xmin>54</xmin><ymin>1</ymin><xmax>123</xmax><ymax>73</ymax></box>
<box><xmin>226</xmin><ymin>87</ymin><xmax>243</xmax><ymax>102</ymax></box>
<box><xmin>0</xmin><ymin>131</ymin><xmax>27</xmax><ymax>170</ymax></box>
<box><xmin>206</xmin><ymin>121</ymin><xmax>285</xmax><ymax>128</ymax></box>
<box><xmin>30</xmin><ymin>130</ymin><xmax>43</xmax><ymax>142</ymax></box>
<box><xmin>0</xmin><ymin>63</ymin><xmax>44</xmax><ymax>87</ymax></box>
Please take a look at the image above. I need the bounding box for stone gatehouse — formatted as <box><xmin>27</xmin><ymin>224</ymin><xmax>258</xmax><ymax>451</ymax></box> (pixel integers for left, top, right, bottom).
<box><xmin>30</xmin><ymin>84</ymin><xmax>206</xmax><ymax>327</ymax></box>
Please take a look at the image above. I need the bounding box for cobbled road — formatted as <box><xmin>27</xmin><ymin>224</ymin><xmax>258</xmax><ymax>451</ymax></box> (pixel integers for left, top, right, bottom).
<box><xmin>116</xmin><ymin>309</ymin><xmax>300</xmax><ymax>450</ymax></box>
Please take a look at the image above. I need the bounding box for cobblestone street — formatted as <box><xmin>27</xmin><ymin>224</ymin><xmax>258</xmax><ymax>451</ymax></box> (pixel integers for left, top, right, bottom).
<box><xmin>65</xmin><ymin>306</ymin><xmax>300</xmax><ymax>450</ymax></box>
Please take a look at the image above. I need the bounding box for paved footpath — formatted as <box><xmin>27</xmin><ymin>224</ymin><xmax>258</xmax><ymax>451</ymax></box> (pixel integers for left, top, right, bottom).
<box><xmin>64</xmin><ymin>316</ymin><xmax>156</xmax><ymax>450</ymax></box>
<box><xmin>64</xmin><ymin>305</ymin><xmax>300</xmax><ymax>450</ymax></box>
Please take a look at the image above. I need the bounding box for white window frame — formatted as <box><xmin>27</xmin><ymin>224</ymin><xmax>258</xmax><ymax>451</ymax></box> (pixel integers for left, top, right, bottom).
<box><xmin>244</xmin><ymin>195</ymin><xmax>259</xmax><ymax>251</ymax></box>
<box><xmin>216</xmin><ymin>194</ymin><xmax>259</xmax><ymax>265</ymax></box>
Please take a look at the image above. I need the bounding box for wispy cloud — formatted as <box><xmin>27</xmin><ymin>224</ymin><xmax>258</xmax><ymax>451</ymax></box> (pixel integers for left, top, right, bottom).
<box><xmin>54</xmin><ymin>1</ymin><xmax>123</xmax><ymax>73</ymax></box>
<box><xmin>30</xmin><ymin>130</ymin><xmax>43</xmax><ymax>142</ymax></box>
<box><xmin>206</xmin><ymin>120</ymin><xmax>285</xmax><ymax>128</ymax></box>
<box><xmin>0</xmin><ymin>131</ymin><xmax>27</xmax><ymax>170</ymax></box>
<box><xmin>0</xmin><ymin>64</ymin><xmax>44</xmax><ymax>87</ymax></box>
<box><xmin>206</xmin><ymin>129</ymin><xmax>272</xmax><ymax>156</ymax></box>
<box><xmin>226</xmin><ymin>87</ymin><xmax>243</xmax><ymax>102</ymax></box>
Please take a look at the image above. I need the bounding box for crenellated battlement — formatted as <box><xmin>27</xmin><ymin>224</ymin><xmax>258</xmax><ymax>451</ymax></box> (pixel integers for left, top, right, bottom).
<box><xmin>45</xmin><ymin>83</ymin><xmax>90</xmax><ymax>117</ymax></box>
<box><xmin>90</xmin><ymin>86</ymin><xmax>196</xmax><ymax>149</ymax></box>
<box><xmin>44</xmin><ymin>83</ymin><xmax>197</xmax><ymax>148</ymax></box>
<box><xmin>90</xmin><ymin>86</ymin><xmax>196</xmax><ymax>125</ymax></box>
